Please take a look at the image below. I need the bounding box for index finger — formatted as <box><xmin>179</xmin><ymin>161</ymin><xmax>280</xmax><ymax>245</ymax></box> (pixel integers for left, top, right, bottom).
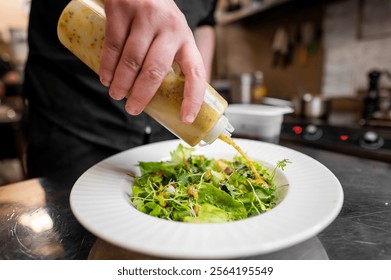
<box><xmin>99</xmin><ymin>1</ymin><xmax>134</xmax><ymax>90</ymax></box>
<box><xmin>175</xmin><ymin>44</ymin><xmax>206</xmax><ymax>124</ymax></box>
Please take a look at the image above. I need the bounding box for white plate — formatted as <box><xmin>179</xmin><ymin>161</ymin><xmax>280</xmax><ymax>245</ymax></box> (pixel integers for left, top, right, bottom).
<box><xmin>70</xmin><ymin>139</ymin><xmax>344</xmax><ymax>259</ymax></box>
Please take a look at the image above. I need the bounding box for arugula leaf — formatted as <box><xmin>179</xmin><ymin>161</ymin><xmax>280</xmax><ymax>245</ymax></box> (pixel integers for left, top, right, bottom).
<box><xmin>170</xmin><ymin>144</ymin><xmax>194</xmax><ymax>164</ymax></box>
<box><xmin>271</xmin><ymin>159</ymin><xmax>292</xmax><ymax>181</ymax></box>
<box><xmin>198</xmin><ymin>183</ymin><xmax>247</xmax><ymax>220</ymax></box>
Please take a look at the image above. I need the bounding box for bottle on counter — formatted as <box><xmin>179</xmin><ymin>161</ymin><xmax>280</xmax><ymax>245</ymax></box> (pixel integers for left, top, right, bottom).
<box><xmin>251</xmin><ymin>70</ymin><xmax>267</xmax><ymax>104</ymax></box>
<box><xmin>362</xmin><ymin>70</ymin><xmax>381</xmax><ymax>120</ymax></box>
<box><xmin>239</xmin><ymin>73</ymin><xmax>252</xmax><ymax>104</ymax></box>
<box><xmin>57</xmin><ymin>0</ymin><xmax>234</xmax><ymax>147</ymax></box>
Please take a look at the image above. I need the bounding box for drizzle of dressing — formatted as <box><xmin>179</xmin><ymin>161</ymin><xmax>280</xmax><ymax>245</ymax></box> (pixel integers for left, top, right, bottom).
<box><xmin>219</xmin><ymin>134</ymin><xmax>268</xmax><ymax>187</ymax></box>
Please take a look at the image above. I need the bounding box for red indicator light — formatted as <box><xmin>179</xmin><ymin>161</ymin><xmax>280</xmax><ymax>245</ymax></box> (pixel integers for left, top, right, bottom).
<box><xmin>293</xmin><ymin>126</ymin><xmax>303</xmax><ymax>135</ymax></box>
<box><xmin>340</xmin><ymin>135</ymin><xmax>349</xmax><ymax>141</ymax></box>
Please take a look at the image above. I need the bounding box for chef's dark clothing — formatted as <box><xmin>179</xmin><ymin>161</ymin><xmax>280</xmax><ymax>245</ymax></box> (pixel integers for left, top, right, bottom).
<box><xmin>23</xmin><ymin>0</ymin><xmax>217</xmax><ymax>182</ymax></box>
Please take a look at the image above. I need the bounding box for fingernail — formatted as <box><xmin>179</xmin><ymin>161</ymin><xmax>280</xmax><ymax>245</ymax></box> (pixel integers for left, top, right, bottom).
<box><xmin>110</xmin><ymin>93</ymin><xmax>123</xmax><ymax>101</ymax></box>
<box><xmin>109</xmin><ymin>89</ymin><xmax>124</xmax><ymax>101</ymax></box>
<box><xmin>125</xmin><ymin>105</ymin><xmax>140</xmax><ymax>115</ymax></box>
<box><xmin>100</xmin><ymin>76</ymin><xmax>110</xmax><ymax>87</ymax></box>
<box><xmin>184</xmin><ymin>113</ymin><xmax>196</xmax><ymax>124</ymax></box>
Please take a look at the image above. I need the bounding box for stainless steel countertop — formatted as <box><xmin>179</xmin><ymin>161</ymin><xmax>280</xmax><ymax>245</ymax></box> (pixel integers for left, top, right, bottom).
<box><xmin>0</xmin><ymin>141</ymin><xmax>390</xmax><ymax>260</ymax></box>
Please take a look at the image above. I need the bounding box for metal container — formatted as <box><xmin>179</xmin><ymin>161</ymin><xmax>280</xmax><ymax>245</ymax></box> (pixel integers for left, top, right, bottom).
<box><xmin>293</xmin><ymin>93</ymin><xmax>331</xmax><ymax>119</ymax></box>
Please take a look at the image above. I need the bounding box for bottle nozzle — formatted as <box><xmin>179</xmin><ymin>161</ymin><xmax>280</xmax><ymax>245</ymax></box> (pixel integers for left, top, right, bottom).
<box><xmin>200</xmin><ymin>115</ymin><xmax>234</xmax><ymax>146</ymax></box>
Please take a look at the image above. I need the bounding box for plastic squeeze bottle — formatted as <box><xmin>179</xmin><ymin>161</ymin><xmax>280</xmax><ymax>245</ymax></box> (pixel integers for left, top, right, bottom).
<box><xmin>57</xmin><ymin>0</ymin><xmax>234</xmax><ymax>146</ymax></box>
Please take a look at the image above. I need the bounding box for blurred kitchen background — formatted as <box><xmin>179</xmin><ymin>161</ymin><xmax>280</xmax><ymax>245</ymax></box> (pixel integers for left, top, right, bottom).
<box><xmin>0</xmin><ymin>0</ymin><xmax>390</xmax><ymax>185</ymax></box>
<box><xmin>214</xmin><ymin>0</ymin><xmax>391</xmax><ymax>100</ymax></box>
<box><xmin>0</xmin><ymin>0</ymin><xmax>29</xmax><ymax>185</ymax></box>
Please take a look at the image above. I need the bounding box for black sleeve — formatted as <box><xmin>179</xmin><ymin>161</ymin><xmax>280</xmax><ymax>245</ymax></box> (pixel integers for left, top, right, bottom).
<box><xmin>197</xmin><ymin>0</ymin><xmax>218</xmax><ymax>27</ymax></box>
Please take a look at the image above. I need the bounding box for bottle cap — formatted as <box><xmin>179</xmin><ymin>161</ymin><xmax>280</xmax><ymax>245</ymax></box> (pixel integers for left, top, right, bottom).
<box><xmin>200</xmin><ymin>115</ymin><xmax>234</xmax><ymax>146</ymax></box>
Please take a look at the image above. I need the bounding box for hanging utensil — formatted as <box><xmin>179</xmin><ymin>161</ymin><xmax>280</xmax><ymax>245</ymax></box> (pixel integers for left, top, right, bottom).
<box><xmin>298</xmin><ymin>22</ymin><xmax>314</xmax><ymax>67</ymax></box>
<box><xmin>283</xmin><ymin>25</ymin><xmax>296</xmax><ymax>67</ymax></box>
<box><xmin>271</xmin><ymin>26</ymin><xmax>288</xmax><ymax>68</ymax></box>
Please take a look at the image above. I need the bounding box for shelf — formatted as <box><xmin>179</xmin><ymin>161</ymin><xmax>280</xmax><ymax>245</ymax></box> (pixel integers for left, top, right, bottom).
<box><xmin>216</xmin><ymin>0</ymin><xmax>293</xmax><ymax>25</ymax></box>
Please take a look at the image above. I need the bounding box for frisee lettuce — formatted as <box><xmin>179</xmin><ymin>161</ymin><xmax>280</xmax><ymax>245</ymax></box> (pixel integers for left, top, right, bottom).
<box><xmin>130</xmin><ymin>144</ymin><xmax>289</xmax><ymax>223</ymax></box>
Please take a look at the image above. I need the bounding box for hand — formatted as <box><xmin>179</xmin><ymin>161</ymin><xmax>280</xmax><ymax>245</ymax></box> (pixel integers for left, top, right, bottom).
<box><xmin>99</xmin><ymin>0</ymin><xmax>206</xmax><ymax>124</ymax></box>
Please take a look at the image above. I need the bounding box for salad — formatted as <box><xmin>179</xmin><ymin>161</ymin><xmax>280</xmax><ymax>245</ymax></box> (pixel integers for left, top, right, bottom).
<box><xmin>130</xmin><ymin>144</ymin><xmax>289</xmax><ymax>223</ymax></box>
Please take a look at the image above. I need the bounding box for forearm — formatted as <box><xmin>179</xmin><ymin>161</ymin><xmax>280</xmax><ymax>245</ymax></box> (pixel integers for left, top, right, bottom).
<box><xmin>194</xmin><ymin>25</ymin><xmax>215</xmax><ymax>83</ymax></box>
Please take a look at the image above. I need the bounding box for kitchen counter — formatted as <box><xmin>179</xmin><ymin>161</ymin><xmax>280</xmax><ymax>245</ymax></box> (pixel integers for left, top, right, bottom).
<box><xmin>283</xmin><ymin>141</ymin><xmax>391</xmax><ymax>260</ymax></box>
<box><xmin>0</xmin><ymin>141</ymin><xmax>390</xmax><ymax>260</ymax></box>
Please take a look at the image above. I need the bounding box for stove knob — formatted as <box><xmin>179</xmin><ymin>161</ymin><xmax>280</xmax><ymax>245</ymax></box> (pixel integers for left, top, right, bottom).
<box><xmin>360</xmin><ymin>131</ymin><xmax>384</xmax><ymax>149</ymax></box>
<box><xmin>305</xmin><ymin>124</ymin><xmax>318</xmax><ymax>135</ymax></box>
<box><xmin>363</xmin><ymin>131</ymin><xmax>379</xmax><ymax>144</ymax></box>
<box><xmin>303</xmin><ymin>124</ymin><xmax>323</xmax><ymax>140</ymax></box>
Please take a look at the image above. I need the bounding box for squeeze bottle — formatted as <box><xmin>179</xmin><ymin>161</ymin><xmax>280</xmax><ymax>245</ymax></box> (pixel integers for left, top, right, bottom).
<box><xmin>57</xmin><ymin>0</ymin><xmax>234</xmax><ymax>146</ymax></box>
